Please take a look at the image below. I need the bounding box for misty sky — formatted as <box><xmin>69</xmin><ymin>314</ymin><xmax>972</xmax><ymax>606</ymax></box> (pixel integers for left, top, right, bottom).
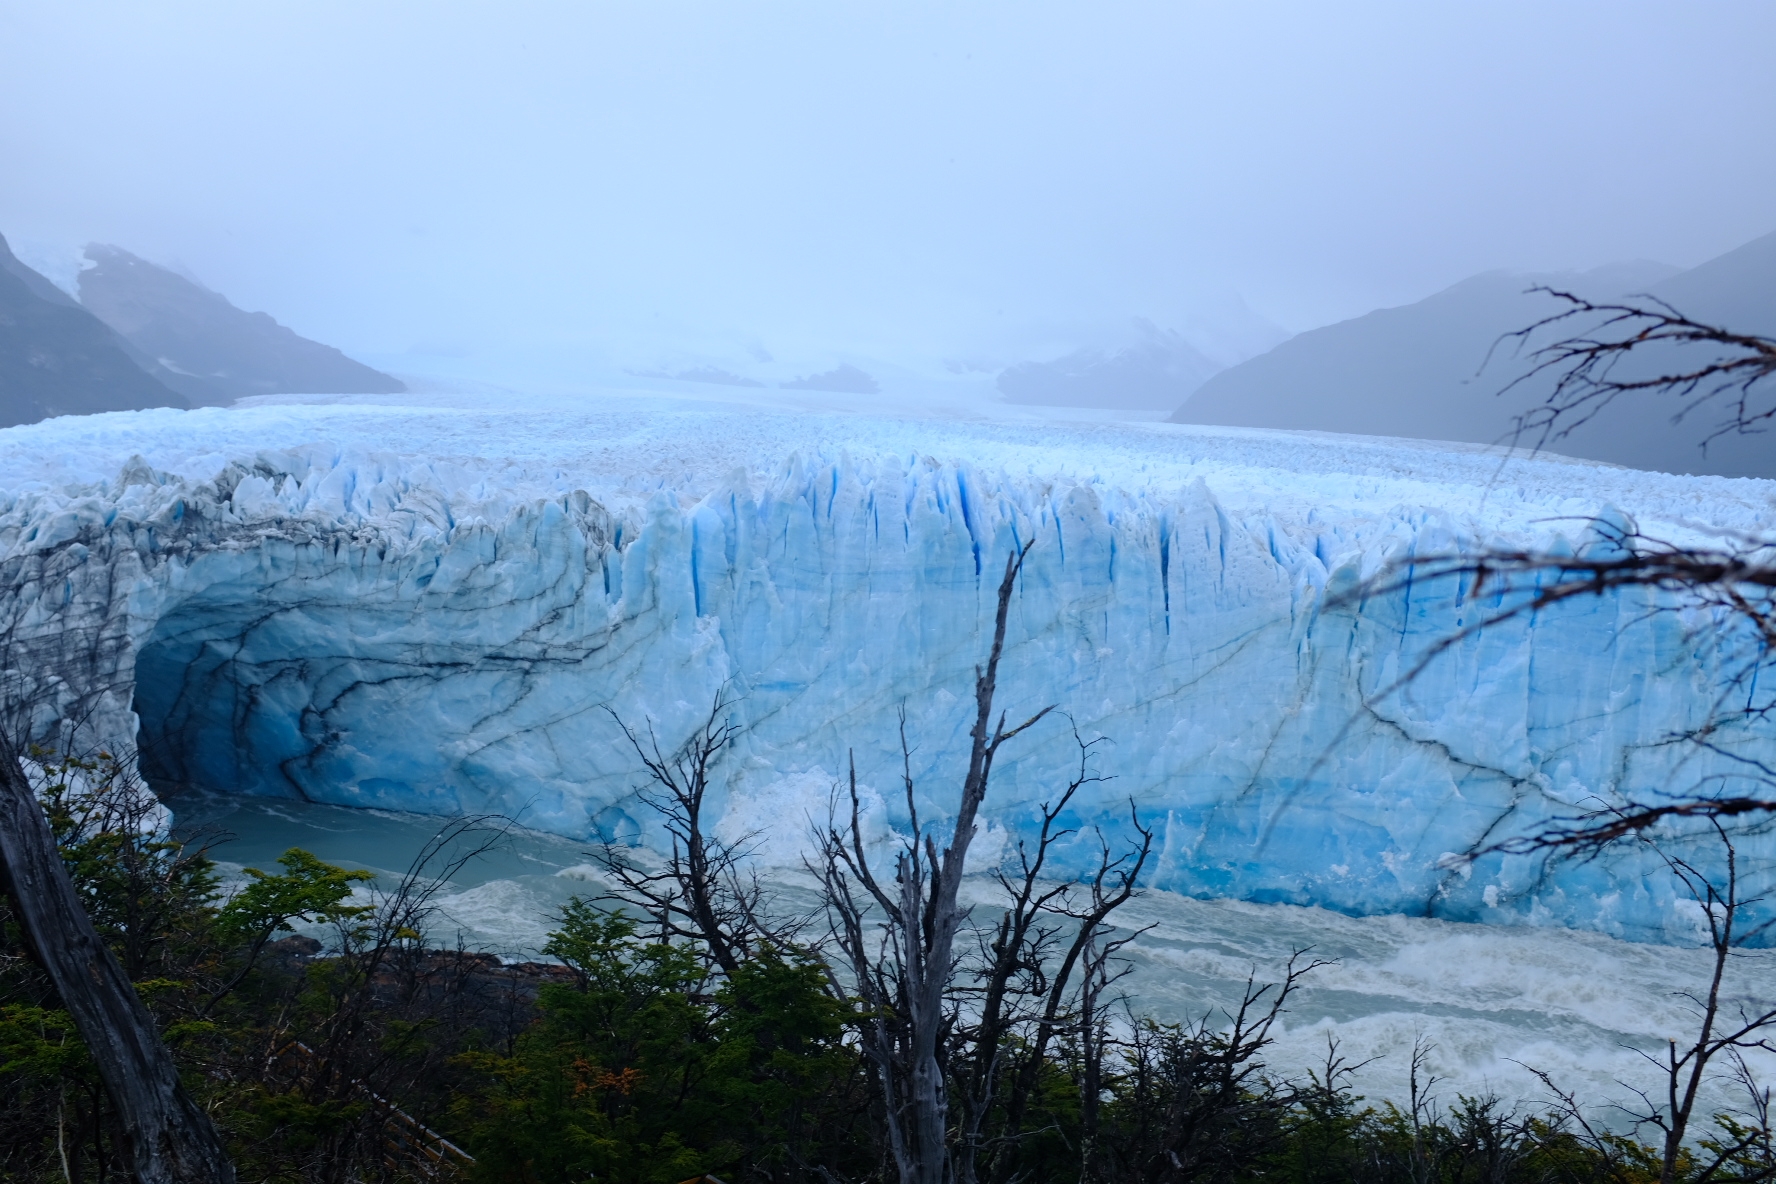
<box><xmin>3</xmin><ymin>1</ymin><xmax>1773</xmax><ymax>380</ymax></box>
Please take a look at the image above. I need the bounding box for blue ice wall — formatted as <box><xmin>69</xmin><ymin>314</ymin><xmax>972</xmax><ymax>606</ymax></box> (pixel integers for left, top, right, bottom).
<box><xmin>2</xmin><ymin>446</ymin><xmax>1768</xmax><ymax>943</ymax></box>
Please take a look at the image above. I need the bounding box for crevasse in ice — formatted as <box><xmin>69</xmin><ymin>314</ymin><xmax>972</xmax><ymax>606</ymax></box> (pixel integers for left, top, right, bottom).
<box><xmin>2</xmin><ymin>400</ymin><xmax>1772</xmax><ymax>943</ymax></box>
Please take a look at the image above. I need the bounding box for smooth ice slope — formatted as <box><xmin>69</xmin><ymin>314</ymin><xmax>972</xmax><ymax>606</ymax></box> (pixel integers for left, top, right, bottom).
<box><xmin>3</xmin><ymin>390</ymin><xmax>1775</xmax><ymax>943</ymax></box>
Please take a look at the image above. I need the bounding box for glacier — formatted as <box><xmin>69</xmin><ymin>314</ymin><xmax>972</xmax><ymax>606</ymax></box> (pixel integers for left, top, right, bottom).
<box><xmin>3</xmin><ymin>390</ymin><xmax>1776</xmax><ymax>944</ymax></box>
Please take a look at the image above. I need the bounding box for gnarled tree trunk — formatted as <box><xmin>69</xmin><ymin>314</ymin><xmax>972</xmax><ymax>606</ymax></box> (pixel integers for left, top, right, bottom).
<box><xmin>0</xmin><ymin>733</ymin><xmax>234</xmax><ymax>1184</ymax></box>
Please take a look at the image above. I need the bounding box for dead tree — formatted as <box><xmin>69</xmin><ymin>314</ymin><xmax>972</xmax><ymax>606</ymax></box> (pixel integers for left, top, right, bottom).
<box><xmin>955</xmin><ymin>730</ymin><xmax>1155</xmax><ymax>1184</ymax></box>
<box><xmin>594</xmin><ymin>694</ymin><xmax>797</xmax><ymax>972</ymax></box>
<box><xmin>1513</xmin><ymin>821</ymin><xmax>1776</xmax><ymax>1184</ymax></box>
<box><xmin>815</xmin><ymin>543</ymin><xmax>1155</xmax><ymax>1184</ymax></box>
<box><xmin>1105</xmin><ymin>952</ymin><xmax>1329</xmax><ymax>1184</ymax></box>
<box><xmin>0</xmin><ymin>731</ymin><xmax>235</xmax><ymax>1184</ymax></box>
<box><xmin>1065</xmin><ymin>862</ymin><xmax>1153</xmax><ymax>1184</ymax></box>
<box><xmin>815</xmin><ymin>543</ymin><xmax>1050</xmax><ymax>1184</ymax></box>
<box><xmin>1324</xmin><ymin>294</ymin><xmax>1776</xmax><ymax>1177</ymax></box>
<box><xmin>1635</xmin><ymin>824</ymin><xmax>1776</xmax><ymax>1184</ymax></box>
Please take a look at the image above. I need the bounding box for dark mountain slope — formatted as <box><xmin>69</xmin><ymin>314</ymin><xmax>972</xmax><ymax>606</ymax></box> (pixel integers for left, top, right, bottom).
<box><xmin>1171</xmin><ymin>231</ymin><xmax>1776</xmax><ymax>478</ymax></box>
<box><xmin>1648</xmin><ymin>227</ymin><xmax>1776</xmax><ymax>336</ymax></box>
<box><xmin>0</xmin><ymin>232</ymin><xmax>186</xmax><ymax>428</ymax></box>
<box><xmin>78</xmin><ymin>245</ymin><xmax>404</xmax><ymax>404</ymax></box>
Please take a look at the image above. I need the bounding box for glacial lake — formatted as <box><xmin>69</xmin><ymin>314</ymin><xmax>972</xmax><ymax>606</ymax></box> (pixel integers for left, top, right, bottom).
<box><xmin>169</xmin><ymin>787</ymin><xmax>1776</xmax><ymax>1124</ymax></box>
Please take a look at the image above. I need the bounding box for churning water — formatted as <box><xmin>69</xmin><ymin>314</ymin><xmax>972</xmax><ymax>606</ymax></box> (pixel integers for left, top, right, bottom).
<box><xmin>168</xmin><ymin>788</ymin><xmax>1776</xmax><ymax>1124</ymax></box>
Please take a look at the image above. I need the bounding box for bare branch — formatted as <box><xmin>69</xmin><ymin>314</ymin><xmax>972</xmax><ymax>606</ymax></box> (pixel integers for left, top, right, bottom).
<box><xmin>591</xmin><ymin>692</ymin><xmax>801</xmax><ymax>973</ymax></box>
<box><xmin>1495</xmin><ymin>287</ymin><xmax>1776</xmax><ymax>453</ymax></box>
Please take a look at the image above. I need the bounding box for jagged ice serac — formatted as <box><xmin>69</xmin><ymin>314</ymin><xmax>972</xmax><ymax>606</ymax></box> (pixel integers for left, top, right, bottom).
<box><xmin>3</xmin><ymin>391</ymin><xmax>1775</xmax><ymax>947</ymax></box>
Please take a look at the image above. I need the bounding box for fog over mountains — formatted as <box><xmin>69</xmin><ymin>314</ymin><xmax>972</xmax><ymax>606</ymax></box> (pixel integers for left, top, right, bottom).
<box><xmin>78</xmin><ymin>244</ymin><xmax>404</xmax><ymax>405</ymax></box>
<box><xmin>998</xmin><ymin>303</ymin><xmax>1291</xmax><ymax>411</ymax></box>
<box><xmin>0</xmin><ymin>232</ymin><xmax>186</xmax><ymax>427</ymax></box>
<box><xmin>4</xmin><ymin>218</ymin><xmax>1771</xmax><ymax>483</ymax></box>
<box><xmin>998</xmin><ymin>325</ymin><xmax>1225</xmax><ymax>411</ymax></box>
<box><xmin>1172</xmin><ymin>229</ymin><xmax>1776</xmax><ymax>478</ymax></box>
<box><xmin>0</xmin><ymin>237</ymin><xmax>402</xmax><ymax>427</ymax></box>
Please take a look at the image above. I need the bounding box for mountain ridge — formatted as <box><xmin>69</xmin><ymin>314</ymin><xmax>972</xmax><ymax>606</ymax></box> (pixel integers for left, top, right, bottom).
<box><xmin>0</xmin><ymin>232</ymin><xmax>187</xmax><ymax>428</ymax></box>
<box><xmin>1171</xmin><ymin>231</ymin><xmax>1776</xmax><ymax>478</ymax></box>
<box><xmin>77</xmin><ymin>244</ymin><xmax>405</xmax><ymax>404</ymax></box>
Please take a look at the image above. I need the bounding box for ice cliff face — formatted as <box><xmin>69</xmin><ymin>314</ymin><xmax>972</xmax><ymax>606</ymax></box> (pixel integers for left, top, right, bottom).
<box><xmin>2</xmin><ymin>398</ymin><xmax>1773</xmax><ymax>943</ymax></box>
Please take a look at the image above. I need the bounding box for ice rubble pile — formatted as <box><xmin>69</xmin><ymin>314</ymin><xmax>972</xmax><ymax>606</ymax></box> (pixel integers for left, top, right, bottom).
<box><xmin>1</xmin><ymin>404</ymin><xmax>1772</xmax><ymax>943</ymax></box>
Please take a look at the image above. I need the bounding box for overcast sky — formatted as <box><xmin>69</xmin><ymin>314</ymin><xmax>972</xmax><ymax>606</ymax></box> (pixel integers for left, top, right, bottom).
<box><xmin>2</xmin><ymin>1</ymin><xmax>1773</xmax><ymax>378</ymax></box>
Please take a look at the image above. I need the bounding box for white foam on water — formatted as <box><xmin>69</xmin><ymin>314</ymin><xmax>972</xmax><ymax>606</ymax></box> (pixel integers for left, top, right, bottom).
<box><xmin>431</xmin><ymin>878</ymin><xmax>564</xmax><ymax>954</ymax></box>
<box><xmin>1108</xmin><ymin>891</ymin><xmax>1776</xmax><ymax>1119</ymax></box>
<box><xmin>177</xmin><ymin>789</ymin><xmax>1776</xmax><ymax>1122</ymax></box>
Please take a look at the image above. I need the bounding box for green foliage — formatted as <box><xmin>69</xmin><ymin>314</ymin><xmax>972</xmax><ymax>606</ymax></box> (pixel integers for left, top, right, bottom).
<box><xmin>0</xmin><ymin>1005</ymin><xmax>86</xmax><ymax>1081</ymax></box>
<box><xmin>214</xmin><ymin>848</ymin><xmax>373</xmax><ymax>952</ymax></box>
<box><xmin>0</xmin><ymin>750</ymin><xmax>436</xmax><ymax>1183</ymax></box>
<box><xmin>4</xmin><ymin>748</ymin><xmax>1772</xmax><ymax>1184</ymax></box>
<box><xmin>32</xmin><ymin>749</ymin><xmax>221</xmax><ymax>981</ymax></box>
<box><xmin>1262</xmin><ymin>1074</ymin><xmax>1373</xmax><ymax>1183</ymax></box>
<box><xmin>237</xmin><ymin>1089</ymin><xmax>372</xmax><ymax>1151</ymax></box>
<box><xmin>451</xmin><ymin>898</ymin><xmax>863</xmax><ymax>1184</ymax></box>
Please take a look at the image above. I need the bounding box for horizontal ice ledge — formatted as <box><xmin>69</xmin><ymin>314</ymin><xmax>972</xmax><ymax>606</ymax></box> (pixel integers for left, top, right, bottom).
<box><xmin>1</xmin><ymin>430</ymin><xmax>1770</xmax><ymax>944</ymax></box>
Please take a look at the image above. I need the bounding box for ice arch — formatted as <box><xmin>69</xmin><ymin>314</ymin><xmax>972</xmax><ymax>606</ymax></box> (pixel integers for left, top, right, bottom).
<box><xmin>0</xmin><ymin>446</ymin><xmax>1764</xmax><ymax>942</ymax></box>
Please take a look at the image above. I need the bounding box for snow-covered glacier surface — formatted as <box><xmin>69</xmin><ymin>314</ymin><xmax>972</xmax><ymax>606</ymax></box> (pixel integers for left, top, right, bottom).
<box><xmin>4</xmin><ymin>389</ymin><xmax>1775</xmax><ymax>944</ymax></box>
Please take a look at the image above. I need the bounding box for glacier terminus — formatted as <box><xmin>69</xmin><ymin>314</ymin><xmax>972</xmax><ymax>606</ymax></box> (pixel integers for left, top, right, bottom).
<box><xmin>3</xmin><ymin>390</ymin><xmax>1774</xmax><ymax>946</ymax></box>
